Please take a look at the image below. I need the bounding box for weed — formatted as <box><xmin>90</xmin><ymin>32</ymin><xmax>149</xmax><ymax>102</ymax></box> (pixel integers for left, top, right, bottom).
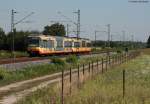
<box><xmin>66</xmin><ymin>54</ymin><xmax>78</xmax><ymax>64</ymax></box>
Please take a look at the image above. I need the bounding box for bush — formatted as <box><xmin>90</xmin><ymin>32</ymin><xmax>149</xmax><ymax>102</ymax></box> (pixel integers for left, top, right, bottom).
<box><xmin>116</xmin><ymin>49</ymin><xmax>122</xmax><ymax>53</ymax></box>
<box><xmin>66</xmin><ymin>55</ymin><xmax>78</xmax><ymax>63</ymax></box>
<box><xmin>51</xmin><ymin>57</ymin><xmax>65</xmax><ymax>65</ymax></box>
<box><xmin>0</xmin><ymin>69</ymin><xmax>10</xmax><ymax>80</ymax></box>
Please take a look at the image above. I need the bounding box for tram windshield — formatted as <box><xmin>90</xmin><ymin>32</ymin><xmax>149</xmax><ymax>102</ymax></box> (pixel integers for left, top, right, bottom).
<box><xmin>28</xmin><ymin>37</ymin><xmax>39</xmax><ymax>47</ymax></box>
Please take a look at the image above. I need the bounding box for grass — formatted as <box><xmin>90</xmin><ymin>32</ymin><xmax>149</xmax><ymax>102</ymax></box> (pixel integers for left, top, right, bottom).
<box><xmin>0</xmin><ymin>50</ymin><xmax>28</xmax><ymax>58</ymax></box>
<box><xmin>17</xmin><ymin>54</ymin><xmax>150</xmax><ymax>104</ymax></box>
<box><xmin>0</xmin><ymin>55</ymin><xmax>102</xmax><ymax>86</ymax></box>
<box><xmin>140</xmin><ymin>48</ymin><xmax>150</xmax><ymax>55</ymax></box>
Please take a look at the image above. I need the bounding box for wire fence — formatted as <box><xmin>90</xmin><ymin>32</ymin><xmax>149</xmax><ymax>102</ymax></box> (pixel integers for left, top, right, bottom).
<box><xmin>50</xmin><ymin>51</ymin><xmax>140</xmax><ymax>104</ymax></box>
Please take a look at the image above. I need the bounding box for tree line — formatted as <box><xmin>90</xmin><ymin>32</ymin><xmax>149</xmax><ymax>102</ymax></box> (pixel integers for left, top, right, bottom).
<box><xmin>0</xmin><ymin>22</ymin><xmax>149</xmax><ymax>52</ymax></box>
<box><xmin>0</xmin><ymin>23</ymin><xmax>66</xmax><ymax>51</ymax></box>
<box><xmin>92</xmin><ymin>40</ymin><xmax>146</xmax><ymax>50</ymax></box>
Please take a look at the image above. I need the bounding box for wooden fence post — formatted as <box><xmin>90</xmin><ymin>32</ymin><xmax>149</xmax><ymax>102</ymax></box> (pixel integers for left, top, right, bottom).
<box><xmin>83</xmin><ymin>64</ymin><xmax>85</xmax><ymax>75</ymax></box>
<box><xmin>83</xmin><ymin>64</ymin><xmax>85</xmax><ymax>83</ymax></box>
<box><xmin>77</xmin><ymin>65</ymin><xmax>80</xmax><ymax>88</ymax></box>
<box><xmin>123</xmin><ymin>69</ymin><xmax>125</xmax><ymax>98</ymax></box>
<box><xmin>70</xmin><ymin>67</ymin><xmax>72</xmax><ymax>95</ymax></box>
<box><xmin>92</xmin><ymin>61</ymin><xmax>94</xmax><ymax>76</ymax></box>
<box><xmin>105</xmin><ymin>57</ymin><xmax>107</xmax><ymax>71</ymax></box>
<box><xmin>109</xmin><ymin>56</ymin><xmax>111</xmax><ymax>66</ymax></box>
<box><xmin>61</xmin><ymin>69</ymin><xmax>64</xmax><ymax>104</ymax></box>
<box><xmin>97</xmin><ymin>59</ymin><xmax>98</xmax><ymax>73</ymax></box>
<box><xmin>102</xmin><ymin>58</ymin><xmax>104</xmax><ymax>73</ymax></box>
<box><xmin>89</xmin><ymin>62</ymin><xmax>90</xmax><ymax>73</ymax></box>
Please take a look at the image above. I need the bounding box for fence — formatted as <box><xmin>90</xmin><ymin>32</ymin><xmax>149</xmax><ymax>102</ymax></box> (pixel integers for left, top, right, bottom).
<box><xmin>51</xmin><ymin>51</ymin><xmax>140</xmax><ymax>104</ymax></box>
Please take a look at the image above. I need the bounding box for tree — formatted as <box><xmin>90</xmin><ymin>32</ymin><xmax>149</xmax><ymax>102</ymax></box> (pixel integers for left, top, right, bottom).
<box><xmin>29</xmin><ymin>30</ymin><xmax>41</xmax><ymax>34</ymax></box>
<box><xmin>6</xmin><ymin>30</ymin><xmax>30</xmax><ymax>51</ymax></box>
<box><xmin>147</xmin><ymin>35</ymin><xmax>150</xmax><ymax>48</ymax></box>
<box><xmin>0</xmin><ymin>28</ymin><xmax>6</xmax><ymax>49</ymax></box>
<box><xmin>43</xmin><ymin>23</ymin><xmax>66</xmax><ymax>36</ymax></box>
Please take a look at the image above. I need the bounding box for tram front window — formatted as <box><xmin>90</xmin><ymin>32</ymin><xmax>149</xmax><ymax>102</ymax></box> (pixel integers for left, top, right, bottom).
<box><xmin>28</xmin><ymin>37</ymin><xmax>39</xmax><ymax>47</ymax></box>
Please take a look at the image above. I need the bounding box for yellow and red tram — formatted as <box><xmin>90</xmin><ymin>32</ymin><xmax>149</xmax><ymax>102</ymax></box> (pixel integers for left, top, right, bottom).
<box><xmin>27</xmin><ymin>34</ymin><xmax>91</xmax><ymax>56</ymax></box>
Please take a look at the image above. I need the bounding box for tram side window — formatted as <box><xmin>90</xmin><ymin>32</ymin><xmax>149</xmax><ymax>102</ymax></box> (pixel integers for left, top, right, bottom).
<box><xmin>57</xmin><ymin>41</ymin><xmax>63</xmax><ymax>48</ymax></box>
<box><xmin>47</xmin><ymin>40</ymin><xmax>54</xmax><ymax>48</ymax></box>
<box><xmin>41</xmin><ymin>40</ymin><xmax>47</xmax><ymax>48</ymax></box>
<box><xmin>74</xmin><ymin>42</ymin><xmax>80</xmax><ymax>47</ymax></box>
<box><xmin>82</xmin><ymin>41</ymin><xmax>86</xmax><ymax>47</ymax></box>
<box><xmin>87</xmin><ymin>43</ymin><xmax>91</xmax><ymax>47</ymax></box>
<box><xmin>40</xmin><ymin>40</ymin><xmax>43</xmax><ymax>48</ymax></box>
<box><xmin>51</xmin><ymin>40</ymin><xmax>54</xmax><ymax>48</ymax></box>
<box><xmin>64</xmin><ymin>41</ymin><xmax>72</xmax><ymax>47</ymax></box>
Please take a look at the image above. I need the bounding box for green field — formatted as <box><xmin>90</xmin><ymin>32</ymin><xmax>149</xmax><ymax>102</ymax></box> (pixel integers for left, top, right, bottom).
<box><xmin>17</xmin><ymin>54</ymin><xmax>150</xmax><ymax>104</ymax></box>
<box><xmin>0</xmin><ymin>50</ymin><xmax>28</xmax><ymax>58</ymax></box>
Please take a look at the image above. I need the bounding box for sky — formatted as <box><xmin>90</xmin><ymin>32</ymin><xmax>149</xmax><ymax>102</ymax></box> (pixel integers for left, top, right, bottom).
<box><xmin>0</xmin><ymin>0</ymin><xmax>150</xmax><ymax>42</ymax></box>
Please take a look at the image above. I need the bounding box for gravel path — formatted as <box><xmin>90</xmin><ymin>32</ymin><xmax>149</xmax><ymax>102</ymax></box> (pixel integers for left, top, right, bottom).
<box><xmin>0</xmin><ymin>59</ymin><xmax>50</xmax><ymax>71</ymax></box>
<box><xmin>0</xmin><ymin>53</ymin><xmax>114</xmax><ymax>71</ymax></box>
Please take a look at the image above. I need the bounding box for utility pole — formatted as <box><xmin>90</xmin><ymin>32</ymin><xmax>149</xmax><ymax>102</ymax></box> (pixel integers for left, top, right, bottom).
<box><xmin>66</xmin><ymin>24</ymin><xmax>69</xmax><ymax>37</ymax></box>
<box><xmin>111</xmin><ymin>34</ymin><xmax>113</xmax><ymax>41</ymax></box>
<box><xmin>11</xmin><ymin>9</ymin><xmax>17</xmax><ymax>59</ymax></box>
<box><xmin>106</xmin><ymin>24</ymin><xmax>111</xmax><ymax>56</ymax></box>
<box><xmin>58</xmin><ymin>10</ymin><xmax>80</xmax><ymax>38</ymax></box>
<box><xmin>11</xmin><ymin>9</ymin><xmax>34</xmax><ymax>63</ymax></box>
<box><xmin>122</xmin><ymin>30</ymin><xmax>125</xmax><ymax>47</ymax></box>
<box><xmin>131</xmin><ymin>35</ymin><xmax>134</xmax><ymax>49</ymax></box>
<box><xmin>74</xmin><ymin>9</ymin><xmax>80</xmax><ymax>38</ymax></box>
<box><xmin>77</xmin><ymin>9</ymin><xmax>80</xmax><ymax>38</ymax></box>
<box><xmin>107</xmin><ymin>24</ymin><xmax>111</xmax><ymax>47</ymax></box>
<box><xmin>95</xmin><ymin>31</ymin><xmax>97</xmax><ymax>47</ymax></box>
<box><xmin>122</xmin><ymin>31</ymin><xmax>125</xmax><ymax>42</ymax></box>
<box><xmin>131</xmin><ymin>35</ymin><xmax>134</xmax><ymax>42</ymax></box>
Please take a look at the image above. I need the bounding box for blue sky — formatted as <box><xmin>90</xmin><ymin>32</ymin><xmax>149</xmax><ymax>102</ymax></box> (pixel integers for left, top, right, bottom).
<box><xmin>0</xmin><ymin>0</ymin><xmax>150</xmax><ymax>42</ymax></box>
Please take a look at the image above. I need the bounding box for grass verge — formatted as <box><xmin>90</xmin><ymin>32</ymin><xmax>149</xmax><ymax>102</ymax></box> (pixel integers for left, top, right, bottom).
<box><xmin>17</xmin><ymin>54</ymin><xmax>150</xmax><ymax>104</ymax></box>
<box><xmin>0</xmin><ymin>50</ymin><xmax>28</xmax><ymax>58</ymax></box>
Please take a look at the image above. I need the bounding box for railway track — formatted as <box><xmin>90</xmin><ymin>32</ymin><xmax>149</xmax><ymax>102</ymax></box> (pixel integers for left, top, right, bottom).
<box><xmin>0</xmin><ymin>51</ymin><xmax>115</xmax><ymax>65</ymax></box>
<box><xmin>0</xmin><ymin>57</ymin><xmax>48</xmax><ymax>65</ymax></box>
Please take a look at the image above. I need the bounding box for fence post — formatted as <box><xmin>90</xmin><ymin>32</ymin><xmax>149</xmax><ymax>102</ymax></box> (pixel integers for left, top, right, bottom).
<box><xmin>77</xmin><ymin>65</ymin><xmax>80</xmax><ymax>88</ymax></box>
<box><xmin>83</xmin><ymin>64</ymin><xmax>85</xmax><ymax>75</ymax></box>
<box><xmin>123</xmin><ymin>69</ymin><xmax>125</xmax><ymax>98</ymax></box>
<box><xmin>127</xmin><ymin>53</ymin><xmax>129</xmax><ymax>62</ymax></box>
<box><xmin>116</xmin><ymin>55</ymin><xmax>118</xmax><ymax>65</ymax></box>
<box><xmin>70</xmin><ymin>67</ymin><xmax>72</xmax><ymax>95</ymax></box>
<box><xmin>113</xmin><ymin>55</ymin><xmax>115</xmax><ymax>66</ymax></box>
<box><xmin>109</xmin><ymin>56</ymin><xmax>111</xmax><ymax>66</ymax></box>
<box><xmin>119</xmin><ymin>55</ymin><xmax>121</xmax><ymax>64</ymax></box>
<box><xmin>92</xmin><ymin>61</ymin><xmax>94</xmax><ymax>76</ymax></box>
<box><xmin>102</xmin><ymin>58</ymin><xmax>103</xmax><ymax>73</ymax></box>
<box><xmin>106</xmin><ymin>57</ymin><xmax>107</xmax><ymax>71</ymax></box>
<box><xmin>126</xmin><ymin>53</ymin><xmax>128</xmax><ymax>62</ymax></box>
<box><xmin>61</xmin><ymin>69</ymin><xmax>64</xmax><ymax>104</ymax></box>
<box><xmin>118</xmin><ymin>55</ymin><xmax>120</xmax><ymax>64</ymax></box>
<box><xmin>83</xmin><ymin>64</ymin><xmax>85</xmax><ymax>83</ymax></box>
<box><xmin>122</xmin><ymin>54</ymin><xmax>124</xmax><ymax>63</ymax></box>
<box><xmin>112</xmin><ymin>56</ymin><xmax>114</xmax><ymax>66</ymax></box>
<box><xmin>89</xmin><ymin>62</ymin><xmax>90</xmax><ymax>73</ymax></box>
<box><xmin>120</xmin><ymin>54</ymin><xmax>122</xmax><ymax>64</ymax></box>
<box><xmin>114</xmin><ymin>55</ymin><xmax>116</xmax><ymax>65</ymax></box>
<box><xmin>97</xmin><ymin>59</ymin><xmax>98</xmax><ymax>73</ymax></box>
